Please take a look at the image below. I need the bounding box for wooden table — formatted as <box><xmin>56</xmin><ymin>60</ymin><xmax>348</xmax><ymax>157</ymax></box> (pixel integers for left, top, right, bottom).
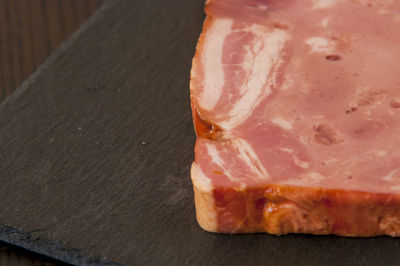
<box><xmin>0</xmin><ymin>0</ymin><xmax>103</xmax><ymax>264</ymax></box>
<box><xmin>0</xmin><ymin>0</ymin><xmax>103</xmax><ymax>100</ymax></box>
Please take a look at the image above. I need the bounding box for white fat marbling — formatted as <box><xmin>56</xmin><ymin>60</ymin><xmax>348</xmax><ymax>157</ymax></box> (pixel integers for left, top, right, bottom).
<box><xmin>294</xmin><ymin>156</ymin><xmax>310</xmax><ymax>169</ymax></box>
<box><xmin>382</xmin><ymin>169</ymin><xmax>399</xmax><ymax>181</ymax></box>
<box><xmin>191</xmin><ymin>163</ymin><xmax>213</xmax><ymax>192</ymax></box>
<box><xmin>205</xmin><ymin>142</ymin><xmax>235</xmax><ymax>181</ymax></box>
<box><xmin>321</xmin><ymin>18</ymin><xmax>329</xmax><ymax>28</ymax></box>
<box><xmin>377</xmin><ymin>150</ymin><xmax>388</xmax><ymax>157</ymax></box>
<box><xmin>306</xmin><ymin>37</ymin><xmax>334</xmax><ymax>54</ymax></box>
<box><xmin>205</xmin><ymin>138</ymin><xmax>270</xmax><ymax>183</ymax></box>
<box><xmin>199</xmin><ymin>19</ymin><xmax>233</xmax><ymax>111</ymax></box>
<box><xmin>271</xmin><ymin>117</ymin><xmax>293</xmax><ymax>130</ymax></box>
<box><xmin>219</xmin><ymin>28</ymin><xmax>290</xmax><ymax>129</ymax></box>
<box><xmin>232</xmin><ymin>138</ymin><xmax>270</xmax><ymax>180</ymax></box>
<box><xmin>308</xmin><ymin>172</ymin><xmax>326</xmax><ymax>182</ymax></box>
<box><xmin>280</xmin><ymin>148</ymin><xmax>294</xmax><ymax>153</ymax></box>
<box><xmin>312</xmin><ymin>0</ymin><xmax>341</xmax><ymax>9</ymax></box>
<box><xmin>258</xmin><ymin>4</ymin><xmax>268</xmax><ymax>10</ymax></box>
<box><xmin>391</xmin><ymin>185</ymin><xmax>400</xmax><ymax>191</ymax></box>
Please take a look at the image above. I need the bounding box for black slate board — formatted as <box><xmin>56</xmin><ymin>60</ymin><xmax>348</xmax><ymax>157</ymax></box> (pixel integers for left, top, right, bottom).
<box><xmin>1</xmin><ymin>1</ymin><xmax>400</xmax><ymax>265</ymax></box>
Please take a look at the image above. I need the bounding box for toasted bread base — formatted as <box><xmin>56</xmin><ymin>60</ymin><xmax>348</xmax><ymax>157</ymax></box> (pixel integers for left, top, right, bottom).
<box><xmin>192</xmin><ymin>163</ymin><xmax>400</xmax><ymax>236</ymax></box>
<box><xmin>191</xmin><ymin>164</ymin><xmax>218</xmax><ymax>232</ymax></box>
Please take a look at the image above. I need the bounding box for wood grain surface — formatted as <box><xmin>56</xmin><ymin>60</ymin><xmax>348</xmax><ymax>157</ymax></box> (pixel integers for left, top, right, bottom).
<box><xmin>0</xmin><ymin>0</ymin><xmax>102</xmax><ymax>264</ymax></box>
<box><xmin>0</xmin><ymin>0</ymin><xmax>103</xmax><ymax>101</ymax></box>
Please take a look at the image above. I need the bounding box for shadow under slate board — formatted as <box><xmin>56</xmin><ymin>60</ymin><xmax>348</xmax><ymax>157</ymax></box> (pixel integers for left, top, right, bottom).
<box><xmin>0</xmin><ymin>0</ymin><xmax>400</xmax><ymax>265</ymax></box>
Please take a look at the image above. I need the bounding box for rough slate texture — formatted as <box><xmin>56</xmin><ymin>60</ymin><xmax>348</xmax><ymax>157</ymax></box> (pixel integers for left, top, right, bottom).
<box><xmin>1</xmin><ymin>0</ymin><xmax>400</xmax><ymax>265</ymax></box>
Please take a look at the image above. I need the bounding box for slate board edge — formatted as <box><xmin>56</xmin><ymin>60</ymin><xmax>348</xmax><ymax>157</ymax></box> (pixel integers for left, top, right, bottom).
<box><xmin>0</xmin><ymin>1</ymin><xmax>122</xmax><ymax>265</ymax></box>
<box><xmin>0</xmin><ymin>225</ymin><xmax>121</xmax><ymax>266</ymax></box>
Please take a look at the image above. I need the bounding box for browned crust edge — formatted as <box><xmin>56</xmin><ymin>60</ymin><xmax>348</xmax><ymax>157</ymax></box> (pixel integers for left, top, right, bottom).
<box><xmin>192</xmin><ymin>172</ymin><xmax>400</xmax><ymax>236</ymax></box>
<box><xmin>191</xmin><ymin>164</ymin><xmax>218</xmax><ymax>232</ymax></box>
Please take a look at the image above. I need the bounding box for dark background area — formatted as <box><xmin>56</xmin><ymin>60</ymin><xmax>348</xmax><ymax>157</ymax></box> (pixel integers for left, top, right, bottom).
<box><xmin>0</xmin><ymin>0</ymin><xmax>102</xmax><ymax>264</ymax></box>
<box><xmin>0</xmin><ymin>0</ymin><xmax>103</xmax><ymax>100</ymax></box>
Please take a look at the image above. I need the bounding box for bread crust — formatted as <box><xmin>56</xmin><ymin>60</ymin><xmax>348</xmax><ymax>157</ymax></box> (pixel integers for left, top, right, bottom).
<box><xmin>191</xmin><ymin>171</ymin><xmax>400</xmax><ymax>236</ymax></box>
<box><xmin>191</xmin><ymin>164</ymin><xmax>218</xmax><ymax>232</ymax></box>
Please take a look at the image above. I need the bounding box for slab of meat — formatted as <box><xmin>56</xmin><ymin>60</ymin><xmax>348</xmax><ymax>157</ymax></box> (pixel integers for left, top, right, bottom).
<box><xmin>190</xmin><ymin>0</ymin><xmax>400</xmax><ymax>236</ymax></box>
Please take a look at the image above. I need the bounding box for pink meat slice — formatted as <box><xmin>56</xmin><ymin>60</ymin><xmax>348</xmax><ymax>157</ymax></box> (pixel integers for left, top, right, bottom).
<box><xmin>190</xmin><ymin>0</ymin><xmax>400</xmax><ymax>235</ymax></box>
